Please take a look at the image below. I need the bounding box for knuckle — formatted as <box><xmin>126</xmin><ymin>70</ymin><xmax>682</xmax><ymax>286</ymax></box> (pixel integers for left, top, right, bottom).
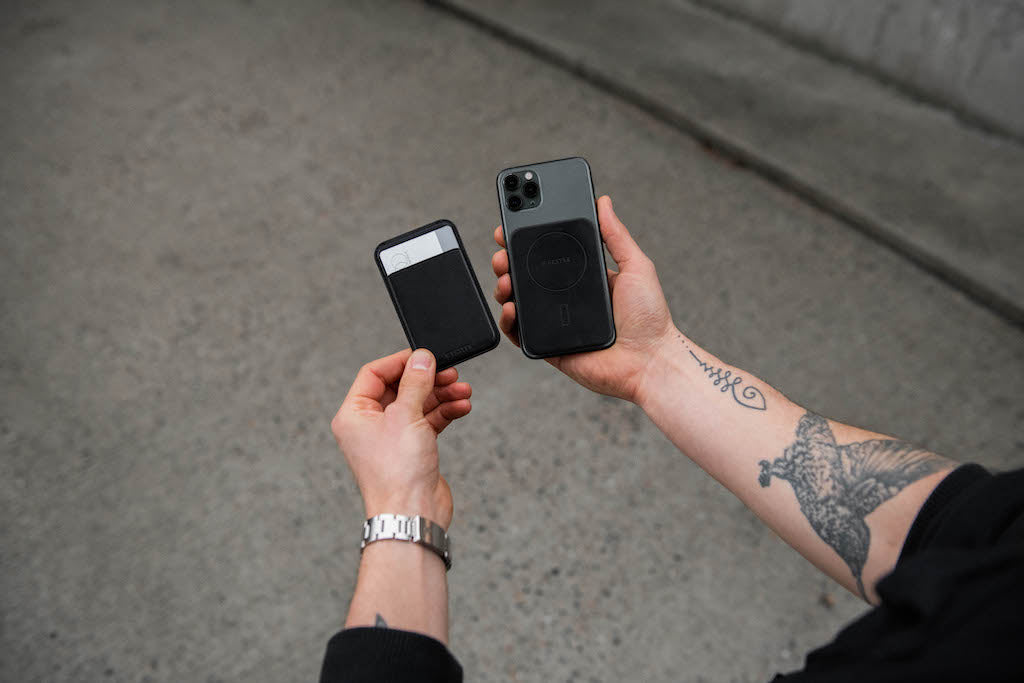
<box><xmin>383</xmin><ymin>401</ymin><xmax>407</xmax><ymax>418</ymax></box>
<box><xmin>329</xmin><ymin>411</ymin><xmax>345</xmax><ymax>436</ymax></box>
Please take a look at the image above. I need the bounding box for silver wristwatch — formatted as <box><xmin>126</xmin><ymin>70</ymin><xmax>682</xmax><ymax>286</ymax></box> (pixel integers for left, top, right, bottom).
<box><xmin>361</xmin><ymin>513</ymin><xmax>452</xmax><ymax>571</ymax></box>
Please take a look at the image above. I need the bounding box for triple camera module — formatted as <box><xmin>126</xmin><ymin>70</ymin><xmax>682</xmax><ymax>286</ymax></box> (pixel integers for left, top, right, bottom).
<box><xmin>502</xmin><ymin>170</ymin><xmax>541</xmax><ymax>212</ymax></box>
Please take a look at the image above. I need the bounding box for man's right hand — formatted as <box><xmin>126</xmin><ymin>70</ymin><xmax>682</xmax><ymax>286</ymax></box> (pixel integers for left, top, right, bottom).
<box><xmin>491</xmin><ymin>195</ymin><xmax>676</xmax><ymax>404</ymax></box>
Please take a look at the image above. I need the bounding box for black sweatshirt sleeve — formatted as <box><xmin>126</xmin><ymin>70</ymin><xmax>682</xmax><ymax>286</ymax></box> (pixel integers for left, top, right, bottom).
<box><xmin>319</xmin><ymin>627</ymin><xmax>463</xmax><ymax>683</ymax></box>
<box><xmin>899</xmin><ymin>462</ymin><xmax>1023</xmax><ymax>558</ymax></box>
<box><xmin>773</xmin><ymin>463</ymin><xmax>1024</xmax><ymax>682</ymax></box>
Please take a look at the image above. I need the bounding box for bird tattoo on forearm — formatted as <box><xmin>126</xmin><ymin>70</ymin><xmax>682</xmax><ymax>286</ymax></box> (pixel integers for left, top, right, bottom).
<box><xmin>758</xmin><ymin>412</ymin><xmax>952</xmax><ymax>599</ymax></box>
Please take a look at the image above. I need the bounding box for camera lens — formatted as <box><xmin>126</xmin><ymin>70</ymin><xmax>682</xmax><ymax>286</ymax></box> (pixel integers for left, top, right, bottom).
<box><xmin>522</xmin><ymin>181</ymin><xmax>538</xmax><ymax>198</ymax></box>
<box><xmin>503</xmin><ymin>174</ymin><xmax>520</xmax><ymax>192</ymax></box>
<box><xmin>507</xmin><ymin>195</ymin><xmax>523</xmax><ymax>211</ymax></box>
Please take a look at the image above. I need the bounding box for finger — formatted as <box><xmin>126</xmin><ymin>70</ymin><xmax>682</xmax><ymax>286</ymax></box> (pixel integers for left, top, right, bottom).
<box><xmin>409</xmin><ymin>370</ymin><xmax>462</xmax><ymax>413</ymax></box>
<box><xmin>493</xmin><ymin>273</ymin><xmax>513</xmax><ymax>304</ymax></box>
<box><xmin>394</xmin><ymin>349</ymin><xmax>436</xmax><ymax>418</ymax></box>
<box><xmin>423</xmin><ymin>382</ymin><xmax>472</xmax><ymax>415</ymax></box>
<box><xmin>498</xmin><ymin>301</ymin><xmax>515</xmax><ymax>334</ymax></box>
<box><xmin>494</xmin><ymin>225</ymin><xmax>506</xmax><ymax>248</ymax></box>
<box><xmin>491</xmin><ymin>248</ymin><xmax>509</xmax><ymax>277</ymax></box>
<box><xmin>433</xmin><ymin>381</ymin><xmax>472</xmax><ymax>403</ymax></box>
<box><xmin>425</xmin><ymin>398</ymin><xmax>472</xmax><ymax>434</ymax></box>
<box><xmin>607</xmin><ymin>268</ymin><xmax>618</xmax><ymax>293</ymax></box>
<box><xmin>384</xmin><ymin>360</ymin><xmax>456</xmax><ymax>408</ymax></box>
<box><xmin>435</xmin><ymin>367</ymin><xmax>459</xmax><ymax>386</ymax></box>
<box><xmin>597</xmin><ymin>195</ymin><xmax>645</xmax><ymax>269</ymax></box>
<box><xmin>345</xmin><ymin>348</ymin><xmax>414</xmax><ymax>404</ymax></box>
<box><xmin>499</xmin><ymin>301</ymin><xmax>521</xmax><ymax>347</ymax></box>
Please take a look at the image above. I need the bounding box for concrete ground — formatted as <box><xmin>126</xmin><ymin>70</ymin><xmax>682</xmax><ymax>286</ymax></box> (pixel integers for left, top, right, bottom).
<box><xmin>1</xmin><ymin>1</ymin><xmax>1021</xmax><ymax>682</ymax></box>
<box><xmin>442</xmin><ymin>0</ymin><xmax>1024</xmax><ymax>324</ymax></box>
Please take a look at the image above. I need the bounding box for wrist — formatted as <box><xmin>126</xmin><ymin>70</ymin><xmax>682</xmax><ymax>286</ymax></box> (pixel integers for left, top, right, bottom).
<box><xmin>634</xmin><ymin>325</ymin><xmax>687</xmax><ymax>411</ymax></box>
<box><xmin>363</xmin><ymin>491</ymin><xmax>449</xmax><ymax>529</ymax></box>
<box><xmin>361</xmin><ymin>512</ymin><xmax>452</xmax><ymax>571</ymax></box>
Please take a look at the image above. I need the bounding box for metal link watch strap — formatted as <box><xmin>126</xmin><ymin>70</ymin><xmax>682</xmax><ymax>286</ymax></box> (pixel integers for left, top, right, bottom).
<box><xmin>361</xmin><ymin>513</ymin><xmax>452</xmax><ymax>571</ymax></box>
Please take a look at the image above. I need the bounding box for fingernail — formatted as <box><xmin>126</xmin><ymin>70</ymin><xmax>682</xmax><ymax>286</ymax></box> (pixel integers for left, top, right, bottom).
<box><xmin>410</xmin><ymin>349</ymin><xmax>433</xmax><ymax>370</ymax></box>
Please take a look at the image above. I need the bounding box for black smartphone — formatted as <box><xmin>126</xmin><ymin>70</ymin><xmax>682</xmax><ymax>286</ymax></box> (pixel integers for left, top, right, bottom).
<box><xmin>375</xmin><ymin>220</ymin><xmax>500</xmax><ymax>370</ymax></box>
<box><xmin>496</xmin><ymin>156</ymin><xmax>615</xmax><ymax>358</ymax></box>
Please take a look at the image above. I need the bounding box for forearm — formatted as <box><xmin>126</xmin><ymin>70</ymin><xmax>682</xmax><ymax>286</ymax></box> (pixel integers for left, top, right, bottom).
<box><xmin>636</xmin><ymin>328</ymin><xmax>955</xmax><ymax>602</ymax></box>
<box><xmin>345</xmin><ymin>541</ymin><xmax>449</xmax><ymax>644</ymax></box>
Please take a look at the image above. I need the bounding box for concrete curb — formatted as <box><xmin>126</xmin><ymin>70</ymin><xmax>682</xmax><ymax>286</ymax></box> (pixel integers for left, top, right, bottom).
<box><xmin>428</xmin><ymin>0</ymin><xmax>1024</xmax><ymax>329</ymax></box>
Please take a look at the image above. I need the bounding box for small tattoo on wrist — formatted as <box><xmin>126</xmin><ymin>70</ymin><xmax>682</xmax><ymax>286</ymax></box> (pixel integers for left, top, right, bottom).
<box><xmin>375</xmin><ymin>613</ymin><xmax>388</xmax><ymax>628</ymax></box>
<box><xmin>679</xmin><ymin>335</ymin><xmax>766</xmax><ymax>410</ymax></box>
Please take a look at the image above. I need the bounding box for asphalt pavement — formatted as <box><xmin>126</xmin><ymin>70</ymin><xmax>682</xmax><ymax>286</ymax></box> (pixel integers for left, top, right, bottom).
<box><xmin>2</xmin><ymin>1</ymin><xmax>1022</xmax><ymax>682</ymax></box>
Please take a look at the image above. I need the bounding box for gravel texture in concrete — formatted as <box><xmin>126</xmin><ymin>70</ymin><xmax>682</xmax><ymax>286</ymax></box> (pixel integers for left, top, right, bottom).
<box><xmin>2</xmin><ymin>1</ymin><xmax>1022</xmax><ymax>682</ymax></box>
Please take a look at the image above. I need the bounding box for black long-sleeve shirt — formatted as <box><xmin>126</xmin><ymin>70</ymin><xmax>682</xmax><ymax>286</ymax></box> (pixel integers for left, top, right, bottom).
<box><xmin>320</xmin><ymin>464</ymin><xmax>1024</xmax><ymax>682</ymax></box>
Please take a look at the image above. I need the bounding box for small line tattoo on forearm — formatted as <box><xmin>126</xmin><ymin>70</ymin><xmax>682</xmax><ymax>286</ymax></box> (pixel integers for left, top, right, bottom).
<box><xmin>683</xmin><ymin>343</ymin><xmax>767</xmax><ymax>411</ymax></box>
<box><xmin>375</xmin><ymin>613</ymin><xmax>388</xmax><ymax>628</ymax></box>
<box><xmin>758</xmin><ymin>411</ymin><xmax>952</xmax><ymax>599</ymax></box>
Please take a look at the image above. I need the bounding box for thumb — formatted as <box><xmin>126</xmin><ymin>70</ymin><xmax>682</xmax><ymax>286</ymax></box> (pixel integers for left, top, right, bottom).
<box><xmin>597</xmin><ymin>195</ymin><xmax>645</xmax><ymax>268</ymax></box>
<box><xmin>394</xmin><ymin>348</ymin><xmax>436</xmax><ymax>418</ymax></box>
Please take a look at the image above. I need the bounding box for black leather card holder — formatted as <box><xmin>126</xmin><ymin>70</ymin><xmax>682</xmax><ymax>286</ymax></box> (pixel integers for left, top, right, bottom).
<box><xmin>375</xmin><ymin>220</ymin><xmax>500</xmax><ymax>370</ymax></box>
